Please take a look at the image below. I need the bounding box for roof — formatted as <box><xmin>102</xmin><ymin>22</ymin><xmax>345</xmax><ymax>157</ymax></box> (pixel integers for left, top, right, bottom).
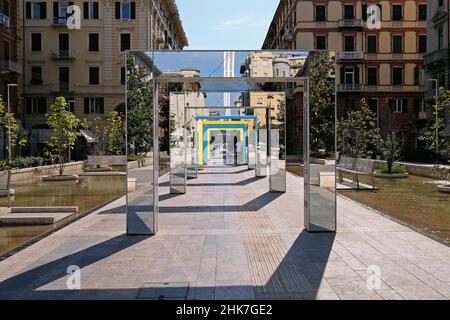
<box><xmin>164</xmin><ymin>0</ymin><xmax>189</xmax><ymax>47</ymax></box>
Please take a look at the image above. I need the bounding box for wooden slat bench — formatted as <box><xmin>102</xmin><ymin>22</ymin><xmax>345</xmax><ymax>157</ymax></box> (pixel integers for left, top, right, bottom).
<box><xmin>337</xmin><ymin>156</ymin><xmax>375</xmax><ymax>190</ymax></box>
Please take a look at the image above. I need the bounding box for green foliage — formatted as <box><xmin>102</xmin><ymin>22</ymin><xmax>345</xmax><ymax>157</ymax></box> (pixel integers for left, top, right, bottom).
<box><xmin>106</xmin><ymin>111</ymin><xmax>125</xmax><ymax>155</ymax></box>
<box><xmin>0</xmin><ymin>96</ymin><xmax>28</xmax><ymax>170</ymax></box>
<box><xmin>308</xmin><ymin>52</ymin><xmax>336</xmax><ymax>156</ymax></box>
<box><xmin>9</xmin><ymin>156</ymin><xmax>46</xmax><ymax>169</ymax></box>
<box><xmin>127</xmin><ymin>56</ymin><xmax>153</xmax><ymax>155</ymax></box>
<box><xmin>419</xmin><ymin>87</ymin><xmax>450</xmax><ymax>163</ymax></box>
<box><xmin>381</xmin><ymin>133</ymin><xmax>402</xmax><ymax>174</ymax></box>
<box><xmin>379</xmin><ymin>165</ymin><xmax>406</xmax><ymax>174</ymax></box>
<box><xmin>45</xmin><ymin>97</ymin><xmax>82</xmax><ymax>175</ymax></box>
<box><xmin>337</xmin><ymin>98</ymin><xmax>381</xmax><ymax>158</ymax></box>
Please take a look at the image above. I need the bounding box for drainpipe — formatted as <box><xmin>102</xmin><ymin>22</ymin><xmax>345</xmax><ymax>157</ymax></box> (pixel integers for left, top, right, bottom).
<box><xmin>447</xmin><ymin>0</ymin><xmax>449</xmax><ymax>90</ymax></box>
<box><xmin>22</xmin><ymin>0</ymin><xmax>26</xmax><ymax>129</ymax></box>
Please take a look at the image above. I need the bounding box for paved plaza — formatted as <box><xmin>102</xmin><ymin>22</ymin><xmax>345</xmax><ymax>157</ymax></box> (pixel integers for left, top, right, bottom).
<box><xmin>0</xmin><ymin>165</ymin><xmax>449</xmax><ymax>300</ymax></box>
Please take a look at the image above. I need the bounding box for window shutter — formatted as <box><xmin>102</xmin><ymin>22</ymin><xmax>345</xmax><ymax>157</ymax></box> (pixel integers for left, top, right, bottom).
<box><xmin>99</xmin><ymin>98</ymin><xmax>104</xmax><ymax>114</ymax></box>
<box><xmin>340</xmin><ymin>68</ymin><xmax>345</xmax><ymax>84</ymax></box>
<box><xmin>26</xmin><ymin>98</ymin><xmax>32</xmax><ymax>114</ymax></box>
<box><xmin>93</xmin><ymin>2</ymin><xmax>99</xmax><ymax>19</ymax></box>
<box><xmin>402</xmin><ymin>99</ymin><xmax>408</xmax><ymax>113</ymax></box>
<box><xmin>389</xmin><ymin>99</ymin><xmax>395</xmax><ymax>113</ymax></box>
<box><xmin>53</xmin><ymin>2</ymin><xmax>59</xmax><ymax>18</ymax></box>
<box><xmin>131</xmin><ymin>2</ymin><xmax>136</xmax><ymax>19</ymax></box>
<box><xmin>26</xmin><ymin>2</ymin><xmax>31</xmax><ymax>19</ymax></box>
<box><xmin>362</xmin><ymin>4</ymin><xmax>367</xmax><ymax>21</ymax></box>
<box><xmin>83</xmin><ymin>2</ymin><xmax>89</xmax><ymax>19</ymax></box>
<box><xmin>115</xmin><ymin>2</ymin><xmax>120</xmax><ymax>19</ymax></box>
<box><xmin>84</xmin><ymin>98</ymin><xmax>90</xmax><ymax>114</ymax></box>
<box><xmin>38</xmin><ymin>98</ymin><xmax>47</xmax><ymax>114</ymax></box>
<box><xmin>40</xmin><ymin>2</ymin><xmax>47</xmax><ymax>19</ymax></box>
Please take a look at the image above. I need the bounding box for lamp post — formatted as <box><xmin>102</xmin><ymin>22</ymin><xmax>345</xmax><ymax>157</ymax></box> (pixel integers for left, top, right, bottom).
<box><xmin>6</xmin><ymin>84</ymin><xmax>18</xmax><ymax>162</ymax></box>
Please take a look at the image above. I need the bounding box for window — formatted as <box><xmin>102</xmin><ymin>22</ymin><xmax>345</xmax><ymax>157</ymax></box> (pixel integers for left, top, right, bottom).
<box><xmin>120</xmin><ymin>33</ymin><xmax>131</xmax><ymax>52</ymax></box>
<box><xmin>389</xmin><ymin>99</ymin><xmax>408</xmax><ymax>113</ymax></box>
<box><xmin>26</xmin><ymin>97</ymin><xmax>46</xmax><ymax>114</ymax></box>
<box><xmin>340</xmin><ymin>67</ymin><xmax>359</xmax><ymax>85</ymax></box>
<box><xmin>115</xmin><ymin>2</ymin><xmax>136</xmax><ymax>20</ymax></box>
<box><xmin>26</xmin><ymin>1</ymin><xmax>47</xmax><ymax>19</ymax></box>
<box><xmin>418</xmin><ymin>4</ymin><xmax>427</xmax><ymax>21</ymax></box>
<box><xmin>31</xmin><ymin>33</ymin><xmax>42</xmax><ymax>51</ymax></box>
<box><xmin>84</xmin><ymin>97</ymin><xmax>104</xmax><ymax>114</ymax></box>
<box><xmin>344</xmin><ymin>5</ymin><xmax>354</xmax><ymax>19</ymax></box>
<box><xmin>414</xmin><ymin>67</ymin><xmax>424</xmax><ymax>85</ymax></box>
<box><xmin>89</xmin><ymin>67</ymin><xmax>100</xmax><ymax>85</ymax></box>
<box><xmin>392</xmin><ymin>4</ymin><xmax>402</xmax><ymax>21</ymax></box>
<box><xmin>88</xmin><ymin>33</ymin><xmax>99</xmax><ymax>51</ymax></box>
<box><xmin>31</xmin><ymin>66</ymin><xmax>43</xmax><ymax>85</ymax></box>
<box><xmin>367</xmin><ymin>35</ymin><xmax>377</xmax><ymax>53</ymax></box>
<box><xmin>257</xmin><ymin>97</ymin><xmax>263</xmax><ymax>106</ymax></box>
<box><xmin>392</xmin><ymin>67</ymin><xmax>403</xmax><ymax>85</ymax></box>
<box><xmin>418</xmin><ymin>35</ymin><xmax>427</xmax><ymax>53</ymax></box>
<box><xmin>392</xmin><ymin>35</ymin><xmax>403</xmax><ymax>53</ymax></box>
<box><xmin>83</xmin><ymin>2</ymin><xmax>99</xmax><ymax>19</ymax></box>
<box><xmin>439</xmin><ymin>0</ymin><xmax>444</xmax><ymax>7</ymax></box>
<box><xmin>438</xmin><ymin>27</ymin><xmax>444</xmax><ymax>50</ymax></box>
<box><xmin>315</xmin><ymin>5</ymin><xmax>326</xmax><ymax>22</ymax></box>
<box><xmin>2</xmin><ymin>0</ymin><xmax>9</xmax><ymax>16</ymax></box>
<box><xmin>363</xmin><ymin>4</ymin><xmax>382</xmax><ymax>21</ymax></box>
<box><xmin>121</xmin><ymin>67</ymin><xmax>126</xmax><ymax>85</ymax></box>
<box><xmin>316</xmin><ymin>35</ymin><xmax>326</xmax><ymax>50</ymax></box>
<box><xmin>59</xmin><ymin>67</ymin><xmax>70</xmax><ymax>91</ymax></box>
<box><xmin>368</xmin><ymin>98</ymin><xmax>378</xmax><ymax>114</ymax></box>
<box><xmin>367</xmin><ymin>67</ymin><xmax>378</xmax><ymax>85</ymax></box>
<box><xmin>2</xmin><ymin>40</ymin><xmax>9</xmax><ymax>62</ymax></box>
<box><xmin>53</xmin><ymin>1</ymin><xmax>70</xmax><ymax>21</ymax></box>
<box><xmin>344</xmin><ymin>35</ymin><xmax>355</xmax><ymax>52</ymax></box>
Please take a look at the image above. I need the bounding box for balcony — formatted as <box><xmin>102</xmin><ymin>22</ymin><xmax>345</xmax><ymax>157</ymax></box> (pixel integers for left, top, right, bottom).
<box><xmin>0</xmin><ymin>60</ymin><xmax>23</xmax><ymax>74</ymax></box>
<box><xmin>51</xmin><ymin>82</ymin><xmax>74</xmax><ymax>94</ymax></box>
<box><xmin>155</xmin><ymin>30</ymin><xmax>165</xmax><ymax>44</ymax></box>
<box><xmin>50</xmin><ymin>50</ymin><xmax>75</xmax><ymax>60</ymax></box>
<box><xmin>51</xmin><ymin>17</ymin><xmax>68</xmax><ymax>27</ymax></box>
<box><xmin>0</xmin><ymin>12</ymin><xmax>10</xmax><ymax>28</ymax></box>
<box><xmin>282</xmin><ymin>28</ymin><xmax>294</xmax><ymax>43</ymax></box>
<box><xmin>424</xmin><ymin>49</ymin><xmax>450</xmax><ymax>66</ymax></box>
<box><xmin>338</xmin><ymin>19</ymin><xmax>363</xmax><ymax>28</ymax></box>
<box><xmin>337</xmin><ymin>84</ymin><xmax>364</xmax><ymax>92</ymax></box>
<box><xmin>338</xmin><ymin>52</ymin><xmax>364</xmax><ymax>61</ymax></box>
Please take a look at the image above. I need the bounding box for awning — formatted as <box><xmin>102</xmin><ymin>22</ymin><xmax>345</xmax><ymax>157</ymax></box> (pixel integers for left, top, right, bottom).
<box><xmin>80</xmin><ymin>129</ymin><xmax>96</xmax><ymax>143</ymax></box>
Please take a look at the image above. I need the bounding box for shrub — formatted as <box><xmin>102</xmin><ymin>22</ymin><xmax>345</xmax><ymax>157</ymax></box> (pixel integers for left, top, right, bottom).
<box><xmin>10</xmin><ymin>156</ymin><xmax>46</xmax><ymax>169</ymax></box>
<box><xmin>379</xmin><ymin>166</ymin><xmax>407</xmax><ymax>174</ymax></box>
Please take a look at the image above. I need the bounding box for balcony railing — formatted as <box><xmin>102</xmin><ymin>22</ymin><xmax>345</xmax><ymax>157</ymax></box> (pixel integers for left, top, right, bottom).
<box><xmin>0</xmin><ymin>60</ymin><xmax>23</xmax><ymax>74</ymax></box>
<box><xmin>282</xmin><ymin>28</ymin><xmax>294</xmax><ymax>42</ymax></box>
<box><xmin>338</xmin><ymin>52</ymin><xmax>364</xmax><ymax>60</ymax></box>
<box><xmin>50</xmin><ymin>50</ymin><xmax>75</xmax><ymax>60</ymax></box>
<box><xmin>338</xmin><ymin>19</ymin><xmax>363</xmax><ymax>28</ymax></box>
<box><xmin>0</xmin><ymin>12</ymin><xmax>10</xmax><ymax>28</ymax></box>
<box><xmin>424</xmin><ymin>49</ymin><xmax>450</xmax><ymax>66</ymax></box>
<box><xmin>52</xmin><ymin>82</ymin><xmax>74</xmax><ymax>93</ymax></box>
<box><xmin>337</xmin><ymin>84</ymin><xmax>364</xmax><ymax>92</ymax></box>
<box><xmin>51</xmin><ymin>17</ymin><xmax>68</xmax><ymax>26</ymax></box>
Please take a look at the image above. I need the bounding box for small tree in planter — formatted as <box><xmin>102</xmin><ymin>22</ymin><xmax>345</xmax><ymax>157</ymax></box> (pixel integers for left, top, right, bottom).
<box><xmin>44</xmin><ymin>97</ymin><xmax>81</xmax><ymax>178</ymax></box>
<box><xmin>106</xmin><ymin>111</ymin><xmax>125</xmax><ymax>155</ymax></box>
<box><xmin>380</xmin><ymin>133</ymin><xmax>403</xmax><ymax>174</ymax></box>
<box><xmin>0</xmin><ymin>96</ymin><xmax>28</xmax><ymax>171</ymax></box>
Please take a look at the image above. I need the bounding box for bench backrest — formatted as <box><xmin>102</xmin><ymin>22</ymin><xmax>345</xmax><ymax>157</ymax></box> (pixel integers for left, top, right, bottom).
<box><xmin>355</xmin><ymin>158</ymin><xmax>375</xmax><ymax>174</ymax></box>
<box><xmin>339</xmin><ymin>156</ymin><xmax>355</xmax><ymax>170</ymax></box>
<box><xmin>0</xmin><ymin>171</ymin><xmax>11</xmax><ymax>190</ymax></box>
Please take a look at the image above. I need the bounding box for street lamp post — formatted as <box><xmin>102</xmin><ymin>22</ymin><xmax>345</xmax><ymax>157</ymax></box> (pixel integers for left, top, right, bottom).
<box><xmin>6</xmin><ymin>84</ymin><xmax>18</xmax><ymax>162</ymax></box>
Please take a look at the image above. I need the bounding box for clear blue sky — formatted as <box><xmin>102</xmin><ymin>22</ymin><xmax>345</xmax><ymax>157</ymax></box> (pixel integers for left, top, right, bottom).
<box><xmin>176</xmin><ymin>0</ymin><xmax>279</xmax><ymax>50</ymax></box>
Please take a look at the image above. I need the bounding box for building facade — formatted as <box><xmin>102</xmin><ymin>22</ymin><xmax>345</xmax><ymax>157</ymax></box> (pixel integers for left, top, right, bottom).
<box><xmin>17</xmin><ymin>0</ymin><xmax>188</xmax><ymax>137</ymax></box>
<box><xmin>0</xmin><ymin>0</ymin><xmax>20</xmax><ymax>159</ymax></box>
<box><xmin>424</xmin><ymin>0</ymin><xmax>449</xmax><ymax>139</ymax></box>
<box><xmin>263</xmin><ymin>0</ymin><xmax>427</xmax><ymax>150</ymax></box>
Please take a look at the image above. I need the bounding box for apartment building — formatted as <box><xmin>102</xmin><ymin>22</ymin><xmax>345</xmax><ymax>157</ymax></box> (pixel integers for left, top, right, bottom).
<box><xmin>424</xmin><ymin>0</ymin><xmax>449</xmax><ymax>139</ymax></box>
<box><xmin>263</xmin><ymin>0</ymin><xmax>427</xmax><ymax>149</ymax></box>
<box><xmin>18</xmin><ymin>0</ymin><xmax>188</xmax><ymax>136</ymax></box>
<box><xmin>0</xmin><ymin>0</ymin><xmax>20</xmax><ymax>159</ymax></box>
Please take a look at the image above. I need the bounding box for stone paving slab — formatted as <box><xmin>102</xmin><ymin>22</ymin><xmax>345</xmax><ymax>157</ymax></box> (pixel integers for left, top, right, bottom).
<box><xmin>0</xmin><ymin>165</ymin><xmax>449</xmax><ymax>300</ymax></box>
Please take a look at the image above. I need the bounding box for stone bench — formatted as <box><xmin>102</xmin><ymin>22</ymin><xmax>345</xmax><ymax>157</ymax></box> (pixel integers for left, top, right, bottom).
<box><xmin>318</xmin><ymin>172</ymin><xmax>335</xmax><ymax>188</ymax></box>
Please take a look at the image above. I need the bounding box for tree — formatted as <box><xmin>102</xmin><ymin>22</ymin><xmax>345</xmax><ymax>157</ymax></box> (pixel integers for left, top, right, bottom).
<box><xmin>419</xmin><ymin>87</ymin><xmax>450</xmax><ymax>163</ymax></box>
<box><xmin>127</xmin><ymin>56</ymin><xmax>153</xmax><ymax>155</ymax></box>
<box><xmin>106</xmin><ymin>111</ymin><xmax>125</xmax><ymax>155</ymax></box>
<box><xmin>0</xmin><ymin>96</ymin><xmax>27</xmax><ymax>170</ymax></box>
<box><xmin>45</xmin><ymin>97</ymin><xmax>81</xmax><ymax>175</ymax></box>
<box><xmin>381</xmin><ymin>133</ymin><xmax>402</xmax><ymax>174</ymax></box>
<box><xmin>307</xmin><ymin>51</ymin><xmax>336</xmax><ymax>156</ymax></box>
<box><xmin>337</xmin><ymin>98</ymin><xmax>381</xmax><ymax>158</ymax></box>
